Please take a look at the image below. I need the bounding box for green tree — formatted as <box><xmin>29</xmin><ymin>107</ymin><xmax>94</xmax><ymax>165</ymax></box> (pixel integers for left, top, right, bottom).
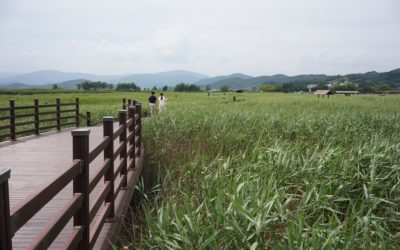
<box><xmin>220</xmin><ymin>85</ymin><xmax>229</xmax><ymax>92</ymax></box>
<box><xmin>174</xmin><ymin>83</ymin><xmax>202</xmax><ymax>92</ymax></box>
<box><xmin>79</xmin><ymin>81</ymin><xmax>112</xmax><ymax>91</ymax></box>
<box><xmin>52</xmin><ymin>84</ymin><xmax>58</xmax><ymax>89</ymax></box>
<box><xmin>116</xmin><ymin>83</ymin><xmax>140</xmax><ymax>91</ymax></box>
<box><xmin>162</xmin><ymin>85</ymin><xmax>168</xmax><ymax>91</ymax></box>
<box><xmin>259</xmin><ymin>83</ymin><xmax>282</xmax><ymax>92</ymax></box>
<box><xmin>206</xmin><ymin>85</ymin><xmax>210</xmax><ymax>92</ymax></box>
<box><xmin>377</xmin><ymin>84</ymin><xmax>390</xmax><ymax>91</ymax></box>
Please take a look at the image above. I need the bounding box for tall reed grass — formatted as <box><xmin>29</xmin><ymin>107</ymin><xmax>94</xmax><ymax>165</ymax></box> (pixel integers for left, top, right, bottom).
<box><xmin>128</xmin><ymin>93</ymin><xmax>400</xmax><ymax>249</ymax></box>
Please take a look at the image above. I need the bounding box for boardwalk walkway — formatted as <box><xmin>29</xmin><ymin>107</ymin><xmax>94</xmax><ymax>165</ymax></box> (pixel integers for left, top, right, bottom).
<box><xmin>0</xmin><ymin>123</ymin><xmax>143</xmax><ymax>249</ymax></box>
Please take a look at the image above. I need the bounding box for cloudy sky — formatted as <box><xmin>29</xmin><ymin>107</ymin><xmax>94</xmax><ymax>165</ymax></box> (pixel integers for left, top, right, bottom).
<box><xmin>0</xmin><ymin>0</ymin><xmax>399</xmax><ymax>76</ymax></box>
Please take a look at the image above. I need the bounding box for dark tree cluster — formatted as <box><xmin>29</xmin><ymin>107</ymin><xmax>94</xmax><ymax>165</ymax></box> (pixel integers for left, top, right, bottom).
<box><xmin>77</xmin><ymin>81</ymin><xmax>113</xmax><ymax>91</ymax></box>
<box><xmin>115</xmin><ymin>83</ymin><xmax>141</xmax><ymax>92</ymax></box>
<box><xmin>174</xmin><ymin>83</ymin><xmax>202</xmax><ymax>92</ymax></box>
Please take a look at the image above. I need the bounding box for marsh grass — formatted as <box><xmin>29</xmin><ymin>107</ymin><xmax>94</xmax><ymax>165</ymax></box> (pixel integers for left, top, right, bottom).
<box><xmin>133</xmin><ymin>93</ymin><xmax>400</xmax><ymax>249</ymax></box>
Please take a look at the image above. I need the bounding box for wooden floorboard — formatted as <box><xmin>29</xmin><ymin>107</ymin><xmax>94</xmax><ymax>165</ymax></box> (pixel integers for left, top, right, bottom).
<box><xmin>0</xmin><ymin>124</ymin><xmax>143</xmax><ymax>249</ymax></box>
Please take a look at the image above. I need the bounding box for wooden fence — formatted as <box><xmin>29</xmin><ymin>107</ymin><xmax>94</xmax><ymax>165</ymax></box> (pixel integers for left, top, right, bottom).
<box><xmin>0</xmin><ymin>98</ymin><xmax>91</xmax><ymax>141</ymax></box>
<box><xmin>0</xmin><ymin>101</ymin><xmax>142</xmax><ymax>249</ymax></box>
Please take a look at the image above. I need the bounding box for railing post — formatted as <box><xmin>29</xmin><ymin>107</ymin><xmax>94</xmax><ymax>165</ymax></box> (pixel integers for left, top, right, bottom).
<box><xmin>56</xmin><ymin>98</ymin><xmax>61</xmax><ymax>131</ymax></box>
<box><xmin>103</xmin><ymin>117</ymin><xmax>115</xmax><ymax>218</ymax></box>
<box><xmin>135</xmin><ymin>103</ymin><xmax>142</xmax><ymax>157</ymax></box>
<box><xmin>71</xmin><ymin>128</ymin><xmax>90</xmax><ymax>249</ymax></box>
<box><xmin>128</xmin><ymin>99</ymin><xmax>132</xmax><ymax>107</ymax></box>
<box><xmin>122</xmin><ymin>98</ymin><xmax>126</xmax><ymax>110</ymax></box>
<box><xmin>34</xmin><ymin>99</ymin><xmax>39</xmax><ymax>135</ymax></box>
<box><xmin>9</xmin><ymin>100</ymin><xmax>15</xmax><ymax>140</ymax></box>
<box><xmin>75</xmin><ymin>97</ymin><xmax>80</xmax><ymax>127</ymax></box>
<box><xmin>0</xmin><ymin>169</ymin><xmax>12</xmax><ymax>250</ymax></box>
<box><xmin>119</xmin><ymin>110</ymin><xmax>128</xmax><ymax>188</ymax></box>
<box><xmin>128</xmin><ymin>106</ymin><xmax>136</xmax><ymax>169</ymax></box>
<box><xmin>86</xmin><ymin>112</ymin><xmax>91</xmax><ymax>127</ymax></box>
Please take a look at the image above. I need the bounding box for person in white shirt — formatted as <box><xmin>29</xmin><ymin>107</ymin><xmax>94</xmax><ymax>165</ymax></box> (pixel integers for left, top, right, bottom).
<box><xmin>158</xmin><ymin>92</ymin><xmax>167</xmax><ymax>112</ymax></box>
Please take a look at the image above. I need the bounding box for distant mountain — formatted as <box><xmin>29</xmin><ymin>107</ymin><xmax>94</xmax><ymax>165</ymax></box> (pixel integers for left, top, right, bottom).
<box><xmin>205</xmin><ymin>69</ymin><xmax>400</xmax><ymax>90</ymax></box>
<box><xmin>0</xmin><ymin>70</ymin><xmax>208</xmax><ymax>88</ymax></box>
<box><xmin>0</xmin><ymin>70</ymin><xmax>122</xmax><ymax>85</ymax></box>
<box><xmin>0</xmin><ymin>72</ymin><xmax>19</xmax><ymax>79</ymax></box>
<box><xmin>110</xmin><ymin>70</ymin><xmax>209</xmax><ymax>88</ymax></box>
<box><xmin>195</xmin><ymin>73</ymin><xmax>252</xmax><ymax>86</ymax></box>
<box><xmin>204</xmin><ymin>74</ymin><xmax>330</xmax><ymax>90</ymax></box>
<box><xmin>1</xmin><ymin>68</ymin><xmax>399</xmax><ymax>90</ymax></box>
<box><xmin>0</xmin><ymin>79</ymin><xmax>88</xmax><ymax>89</ymax></box>
<box><xmin>0</xmin><ymin>83</ymin><xmax>37</xmax><ymax>89</ymax></box>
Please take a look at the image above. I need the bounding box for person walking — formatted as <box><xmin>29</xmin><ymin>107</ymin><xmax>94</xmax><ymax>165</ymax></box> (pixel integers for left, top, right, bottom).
<box><xmin>148</xmin><ymin>91</ymin><xmax>157</xmax><ymax>116</ymax></box>
<box><xmin>158</xmin><ymin>92</ymin><xmax>167</xmax><ymax>112</ymax></box>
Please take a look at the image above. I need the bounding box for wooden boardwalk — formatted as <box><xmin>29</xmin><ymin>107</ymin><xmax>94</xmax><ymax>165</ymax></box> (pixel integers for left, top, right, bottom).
<box><xmin>0</xmin><ymin>123</ymin><xmax>144</xmax><ymax>249</ymax></box>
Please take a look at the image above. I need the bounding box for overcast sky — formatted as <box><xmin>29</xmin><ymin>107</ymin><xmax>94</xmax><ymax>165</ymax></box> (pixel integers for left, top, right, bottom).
<box><xmin>0</xmin><ymin>0</ymin><xmax>399</xmax><ymax>76</ymax></box>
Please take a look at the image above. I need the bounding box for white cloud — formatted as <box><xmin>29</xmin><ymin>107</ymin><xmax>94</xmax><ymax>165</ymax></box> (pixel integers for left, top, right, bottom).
<box><xmin>0</xmin><ymin>0</ymin><xmax>399</xmax><ymax>75</ymax></box>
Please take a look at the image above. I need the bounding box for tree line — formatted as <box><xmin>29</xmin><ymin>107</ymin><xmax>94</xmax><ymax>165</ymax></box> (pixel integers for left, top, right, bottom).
<box><xmin>76</xmin><ymin>81</ymin><xmax>141</xmax><ymax>91</ymax></box>
<box><xmin>259</xmin><ymin>80</ymin><xmax>398</xmax><ymax>93</ymax></box>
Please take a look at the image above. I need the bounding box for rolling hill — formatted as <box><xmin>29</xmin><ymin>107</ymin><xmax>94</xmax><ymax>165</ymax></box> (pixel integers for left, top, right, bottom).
<box><xmin>0</xmin><ymin>70</ymin><xmax>208</xmax><ymax>88</ymax></box>
<box><xmin>0</xmin><ymin>68</ymin><xmax>399</xmax><ymax>90</ymax></box>
<box><xmin>199</xmin><ymin>70</ymin><xmax>400</xmax><ymax>90</ymax></box>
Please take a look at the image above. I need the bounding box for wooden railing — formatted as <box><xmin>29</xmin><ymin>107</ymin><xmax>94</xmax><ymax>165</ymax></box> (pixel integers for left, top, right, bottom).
<box><xmin>0</xmin><ymin>101</ymin><xmax>142</xmax><ymax>249</ymax></box>
<box><xmin>122</xmin><ymin>98</ymin><xmax>135</xmax><ymax>110</ymax></box>
<box><xmin>0</xmin><ymin>98</ymin><xmax>91</xmax><ymax>141</ymax></box>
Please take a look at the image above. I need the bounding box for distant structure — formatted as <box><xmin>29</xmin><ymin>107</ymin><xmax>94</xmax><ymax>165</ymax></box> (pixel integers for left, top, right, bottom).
<box><xmin>335</xmin><ymin>90</ymin><xmax>360</xmax><ymax>96</ymax></box>
<box><xmin>307</xmin><ymin>84</ymin><xmax>317</xmax><ymax>93</ymax></box>
<box><xmin>235</xmin><ymin>89</ymin><xmax>244</xmax><ymax>93</ymax></box>
<box><xmin>374</xmin><ymin>89</ymin><xmax>400</xmax><ymax>95</ymax></box>
<box><xmin>314</xmin><ymin>89</ymin><xmax>333</xmax><ymax>98</ymax></box>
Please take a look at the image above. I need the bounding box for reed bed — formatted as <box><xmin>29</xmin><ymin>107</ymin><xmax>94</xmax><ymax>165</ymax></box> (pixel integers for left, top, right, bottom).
<box><xmin>130</xmin><ymin>93</ymin><xmax>400</xmax><ymax>249</ymax></box>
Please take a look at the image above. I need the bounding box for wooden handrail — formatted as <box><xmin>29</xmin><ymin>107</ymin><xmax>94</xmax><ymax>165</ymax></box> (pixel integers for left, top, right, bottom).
<box><xmin>89</xmin><ymin>203</ymin><xmax>111</xmax><ymax>249</ymax></box>
<box><xmin>0</xmin><ymin>115</ymin><xmax>11</xmax><ymax>121</ymax></box>
<box><xmin>0</xmin><ymin>101</ymin><xmax>143</xmax><ymax>249</ymax></box>
<box><xmin>89</xmin><ymin>158</ymin><xmax>111</xmax><ymax>193</ymax></box>
<box><xmin>0</xmin><ymin>97</ymin><xmax>86</xmax><ymax>141</ymax></box>
<box><xmin>112</xmin><ymin>125</ymin><xmax>125</xmax><ymax>140</ymax></box>
<box><xmin>89</xmin><ymin>181</ymin><xmax>111</xmax><ymax>223</ymax></box>
<box><xmin>15</xmin><ymin>120</ymin><xmax>35</xmax><ymax>127</ymax></box>
<box><xmin>113</xmin><ymin>142</ymin><xmax>125</xmax><ymax>161</ymax></box>
<box><xmin>14</xmin><ymin>113</ymin><xmax>35</xmax><ymax>118</ymax></box>
<box><xmin>10</xmin><ymin>160</ymin><xmax>82</xmax><ymax>235</ymax></box>
<box><xmin>40</xmin><ymin>124</ymin><xmax>58</xmax><ymax>130</ymax></box>
<box><xmin>38</xmin><ymin>103</ymin><xmax>57</xmax><ymax>108</ymax></box>
<box><xmin>88</xmin><ymin>136</ymin><xmax>111</xmax><ymax>163</ymax></box>
<box><xmin>114</xmin><ymin>159</ymin><xmax>125</xmax><ymax>181</ymax></box>
<box><xmin>14</xmin><ymin>105</ymin><xmax>35</xmax><ymax>110</ymax></box>
<box><xmin>126</xmin><ymin>117</ymin><xmax>133</xmax><ymax>127</ymax></box>
<box><xmin>62</xmin><ymin>226</ymin><xmax>82</xmax><ymax>249</ymax></box>
<box><xmin>15</xmin><ymin>128</ymin><xmax>36</xmax><ymax>135</ymax></box>
<box><xmin>29</xmin><ymin>194</ymin><xmax>83</xmax><ymax>250</ymax></box>
<box><xmin>0</xmin><ymin>124</ymin><xmax>11</xmax><ymax>130</ymax></box>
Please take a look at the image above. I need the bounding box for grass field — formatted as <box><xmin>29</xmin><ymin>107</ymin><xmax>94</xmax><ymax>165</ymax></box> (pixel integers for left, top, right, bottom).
<box><xmin>1</xmin><ymin>92</ymin><xmax>400</xmax><ymax>248</ymax></box>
